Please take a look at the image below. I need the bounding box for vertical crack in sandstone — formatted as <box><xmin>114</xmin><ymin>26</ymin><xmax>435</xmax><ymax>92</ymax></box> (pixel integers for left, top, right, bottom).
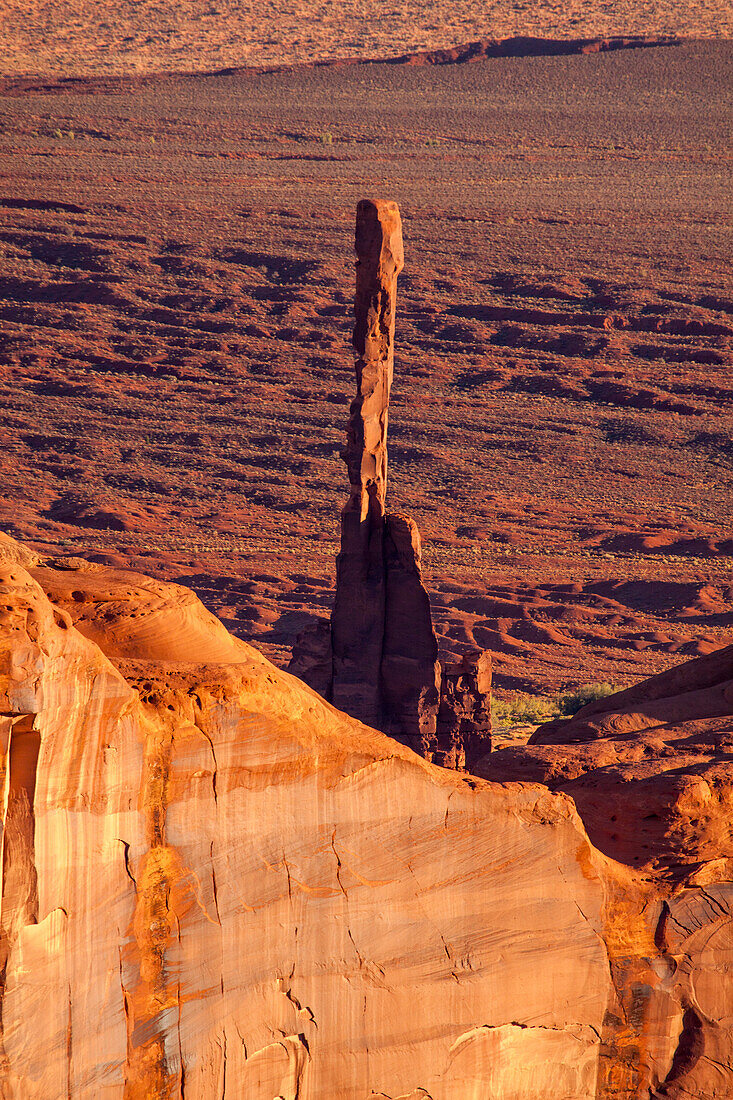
<box><xmin>118</xmin><ymin>943</ymin><xmax>131</xmax><ymax>1043</ymax></box>
<box><xmin>66</xmin><ymin>984</ymin><xmax>73</xmax><ymax>1100</ymax></box>
<box><xmin>194</xmin><ymin>722</ymin><xmax>218</xmax><ymax>805</ymax></box>
<box><xmin>234</xmin><ymin>1022</ymin><xmax>248</xmax><ymax>1060</ymax></box>
<box><xmin>283</xmin><ymin>854</ymin><xmax>293</xmax><ymax>901</ymax></box>
<box><xmin>390</xmin><ymin>842</ymin><xmax>463</xmax><ymax>983</ymax></box>
<box><xmin>122</xmin><ymin>706</ymin><xmax>191</xmax><ymax>1098</ymax></box>
<box><xmin>220</xmin><ymin>1030</ymin><xmax>227</xmax><ymax>1100</ymax></box>
<box><xmin>330</xmin><ymin>828</ymin><xmax>388</xmax><ymax>991</ymax></box>
<box><xmin>119</xmin><ymin>839</ymin><xmax>137</xmax><ymax>892</ymax></box>
<box><xmin>654</xmin><ymin>1005</ymin><xmax>705</xmax><ymax>1095</ymax></box>
<box><xmin>330</xmin><ymin>829</ymin><xmax>348</xmax><ymax>899</ymax></box>
<box><xmin>0</xmin><ymin>713</ymin><xmax>41</xmax><ymax>1078</ymax></box>
<box><xmin>1</xmin><ymin>716</ymin><xmax>41</xmax><ymax>945</ymax></box>
<box><xmin>173</xmin><ymin>911</ymin><xmax>185</xmax><ymax>1099</ymax></box>
<box><xmin>443</xmin><ymin>790</ymin><xmax>454</xmax><ymax>831</ymax></box>
<box><xmin>210</xmin><ymin>840</ymin><xmax>221</xmax><ymax>925</ymax></box>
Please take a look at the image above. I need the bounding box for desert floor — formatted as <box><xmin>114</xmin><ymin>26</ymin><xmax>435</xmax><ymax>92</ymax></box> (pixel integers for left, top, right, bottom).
<box><xmin>1</xmin><ymin>40</ymin><xmax>732</xmax><ymax>696</ymax></box>
<box><xmin>1</xmin><ymin>0</ymin><xmax>731</xmax><ymax>76</ymax></box>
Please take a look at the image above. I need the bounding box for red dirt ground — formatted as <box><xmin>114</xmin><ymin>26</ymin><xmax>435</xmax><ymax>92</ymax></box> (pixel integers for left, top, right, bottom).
<box><xmin>1</xmin><ymin>0</ymin><xmax>730</xmax><ymax>77</ymax></box>
<box><xmin>1</xmin><ymin>41</ymin><xmax>731</xmax><ymax>695</ymax></box>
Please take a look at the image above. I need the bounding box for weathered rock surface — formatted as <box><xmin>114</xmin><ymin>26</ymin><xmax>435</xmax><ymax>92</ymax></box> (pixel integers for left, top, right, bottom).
<box><xmin>477</xmin><ymin>640</ymin><xmax>733</xmax><ymax>1096</ymax></box>
<box><xmin>385</xmin><ymin>33</ymin><xmax>681</xmax><ymax>66</ymax></box>
<box><xmin>330</xmin><ymin>198</ymin><xmax>412</xmax><ymax>729</ymax></box>
<box><xmin>437</xmin><ymin>649</ymin><xmax>492</xmax><ymax>770</ymax></box>
<box><xmin>0</xmin><ymin>532</ymin><xmax>604</xmax><ymax>1096</ymax></box>
<box><xmin>282</xmin><ymin>615</ymin><xmax>333</xmax><ymax>701</ymax></box>
<box><xmin>3</xmin><ymin>530</ymin><xmax>733</xmax><ymax>1097</ymax></box>
<box><xmin>477</xmin><ymin>643</ymin><xmax>733</xmax><ymax>874</ymax></box>
<box><xmin>380</xmin><ymin>513</ymin><xmax>441</xmax><ymax>755</ymax></box>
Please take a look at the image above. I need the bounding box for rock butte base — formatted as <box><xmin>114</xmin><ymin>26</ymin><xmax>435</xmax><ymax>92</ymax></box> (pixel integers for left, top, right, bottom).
<box><xmin>2</xmin><ymin>529</ymin><xmax>733</xmax><ymax>1098</ymax></box>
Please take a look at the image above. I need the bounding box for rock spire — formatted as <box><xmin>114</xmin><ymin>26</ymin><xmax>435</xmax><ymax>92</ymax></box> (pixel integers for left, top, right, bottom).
<box><xmin>331</xmin><ymin>199</ymin><xmax>405</xmax><ymax>728</ymax></box>
<box><xmin>290</xmin><ymin>200</ymin><xmax>491</xmax><ymax>767</ymax></box>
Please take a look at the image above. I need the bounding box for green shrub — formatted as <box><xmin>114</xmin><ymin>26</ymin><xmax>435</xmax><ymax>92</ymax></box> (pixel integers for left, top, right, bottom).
<box><xmin>320</xmin><ymin>131</ymin><xmax>333</xmax><ymax>146</ymax></box>
<box><xmin>492</xmin><ymin>694</ymin><xmax>559</xmax><ymax>728</ymax></box>
<box><xmin>492</xmin><ymin>681</ymin><xmax>622</xmax><ymax>730</ymax></box>
<box><xmin>558</xmin><ymin>682</ymin><xmax>619</xmax><ymax>717</ymax></box>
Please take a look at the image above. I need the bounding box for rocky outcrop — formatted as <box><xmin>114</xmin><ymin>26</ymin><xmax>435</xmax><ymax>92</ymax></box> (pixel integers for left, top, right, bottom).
<box><xmin>384</xmin><ymin>33</ymin><xmax>681</xmax><ymax>65</ymax></box>
<box><xmin>281</xmin><ymin>34</ymin><xmax>680</xmax><ymax>73</ymax></box>
<box><xmin>477</xmin><ymin>641</ymin><xmax>733</xmax><ymax>1097</ymax></box>
<box><xmin>476</xmin><ymin>643</ymin><xmax>733</xmax><ymax>873</ymax></box>
<box><xmin>287</xmin><ymin>616</ymin><xmax>333</xmax><ymax>700</ymax></box>
<box><xmin>290</xmin><ymin>200</ymin><xmax>490</xmax><ymax>766</ymax></box>
<box><xmin>380</xmin><ymin>513</ymin><xmax>441</xmax><ymax>754</ymax></box>
<box><xmin>437</xmin><ymin>650</ymin><xmax>492</xmax><ymax>770</ymax></box>
<box><xmin>4</xmin><ymin>529</ymin><xmax>733</xmax><ymax>1098</ymax></box>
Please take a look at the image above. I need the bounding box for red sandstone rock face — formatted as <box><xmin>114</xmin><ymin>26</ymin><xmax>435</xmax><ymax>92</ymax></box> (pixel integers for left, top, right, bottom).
<box><xmin>331</xmin><ymin>199</ymin><xmax>405</xmax><ymax>730</ymax></box>
<box><xmin>380</xmin><ymin>512</ymin><xmax>441</xmax><ymax>753</ymax></box>
<box><xmin>287</xmin><ymin>616</ymin><xmax>333</xmax><ymax>700</ymax></box>
<box><xmin>477</xmin><ymin>644</ymin><xmax>733</xmax><ymax>875</ymax></box>
<box><xmin>0</xmin><ymin>532</ymin><xmax>612</xmax><ymax>1097</ymax></box>
<box><xmin>476</xmin><ymin>643</ymin><xmax>733</xmax><ymax>1098</ymax></box>
<box><xmin>4</xmin><ymin>529</ymin><xmax>733</xmax><ymax>1098</ymax></box>
<box><xmin>437</xmin><ymin>650</ymin><xmax>492</xmax><ymax>770</ymax></box>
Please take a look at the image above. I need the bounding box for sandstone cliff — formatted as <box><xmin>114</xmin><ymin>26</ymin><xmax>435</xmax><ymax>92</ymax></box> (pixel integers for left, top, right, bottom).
<box><xmin>3</xmin><ymin>530</ymin><xmax>733</xmax><ymax>1097</ymax></box>
<box><xmin>479</xmin><ymin>640</ymin><xmax>733</xmax><ymax>1098</ymax></box>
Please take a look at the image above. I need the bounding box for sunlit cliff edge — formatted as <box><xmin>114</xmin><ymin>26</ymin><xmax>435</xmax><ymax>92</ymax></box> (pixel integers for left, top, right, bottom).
<box><xmin>2</xmin><ymin>528</ymin><xmax>733</xmax><ymax>1097</ymax></box>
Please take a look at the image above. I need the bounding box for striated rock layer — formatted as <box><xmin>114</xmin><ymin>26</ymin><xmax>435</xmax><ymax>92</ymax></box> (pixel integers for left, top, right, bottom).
<box><xmin>0</xmin><ymin>531</ymin><xmax>604</xmax><ymax>1097</ymax></box>
<box><xmin>477</xmin><ymin>642</ymin><xmax>733</xmax><ymax>875</ymax></box>
<box><xmin>3</xmin><ymin>529</ymin><xmax>733</xmax><ymax>1097</ymax></box>
<box><xmin>478</xmin><ymin>641</ymin><xmax>733</xmax><ymax>1098</ymax></box>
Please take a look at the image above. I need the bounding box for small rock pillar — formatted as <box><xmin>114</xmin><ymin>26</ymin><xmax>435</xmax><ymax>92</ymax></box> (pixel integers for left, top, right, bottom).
<box><xmin>437</xmin><ymin>651</ymin><xmax>493</xmax><ymax>769</ymax></box>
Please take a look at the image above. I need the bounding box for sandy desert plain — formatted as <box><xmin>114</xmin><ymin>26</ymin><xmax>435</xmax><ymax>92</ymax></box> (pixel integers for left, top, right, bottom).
<box><xmin>2</xmin><ymin>6</ymin><xmax>733</xmax><ymax>1100</ymax></box>
<box><xmin>1</xmin><ymin>31</ymin><xmax>732</xmax><ymax>707</ymax></box>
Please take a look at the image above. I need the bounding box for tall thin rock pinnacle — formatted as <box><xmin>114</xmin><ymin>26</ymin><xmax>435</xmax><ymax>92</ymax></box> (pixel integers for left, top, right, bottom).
<box><xmin>331</xmin><ymin>199</ymin><xmax>404</xmax><ymax>727</ymax></box>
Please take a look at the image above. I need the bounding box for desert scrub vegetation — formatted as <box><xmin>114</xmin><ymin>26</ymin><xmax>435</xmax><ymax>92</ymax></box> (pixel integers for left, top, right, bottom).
<box><xmin>558</xmin><ymin>681</ymin><xmax>620</xmax><ymax>716</ymax></box>
<box><xmin>492</xmin><ymin>682</ymin><xmax>621</xmax><ymax>732</ymax></box>
<box><xmin>492</xmin><ymin>694</ymin><xmax>558</xmax><ymax>728</ymax></box>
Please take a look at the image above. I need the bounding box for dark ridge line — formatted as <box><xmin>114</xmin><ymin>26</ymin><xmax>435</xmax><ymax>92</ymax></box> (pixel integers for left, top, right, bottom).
<box><xmin>280</xmin><ymin>33</ymin><xmax>682</xmax><ymax>71</ymax></box>
<box><xmin>0</xmin><ymin>34</ymin><xmax>683</xmax><ymax>96</ymax></box>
